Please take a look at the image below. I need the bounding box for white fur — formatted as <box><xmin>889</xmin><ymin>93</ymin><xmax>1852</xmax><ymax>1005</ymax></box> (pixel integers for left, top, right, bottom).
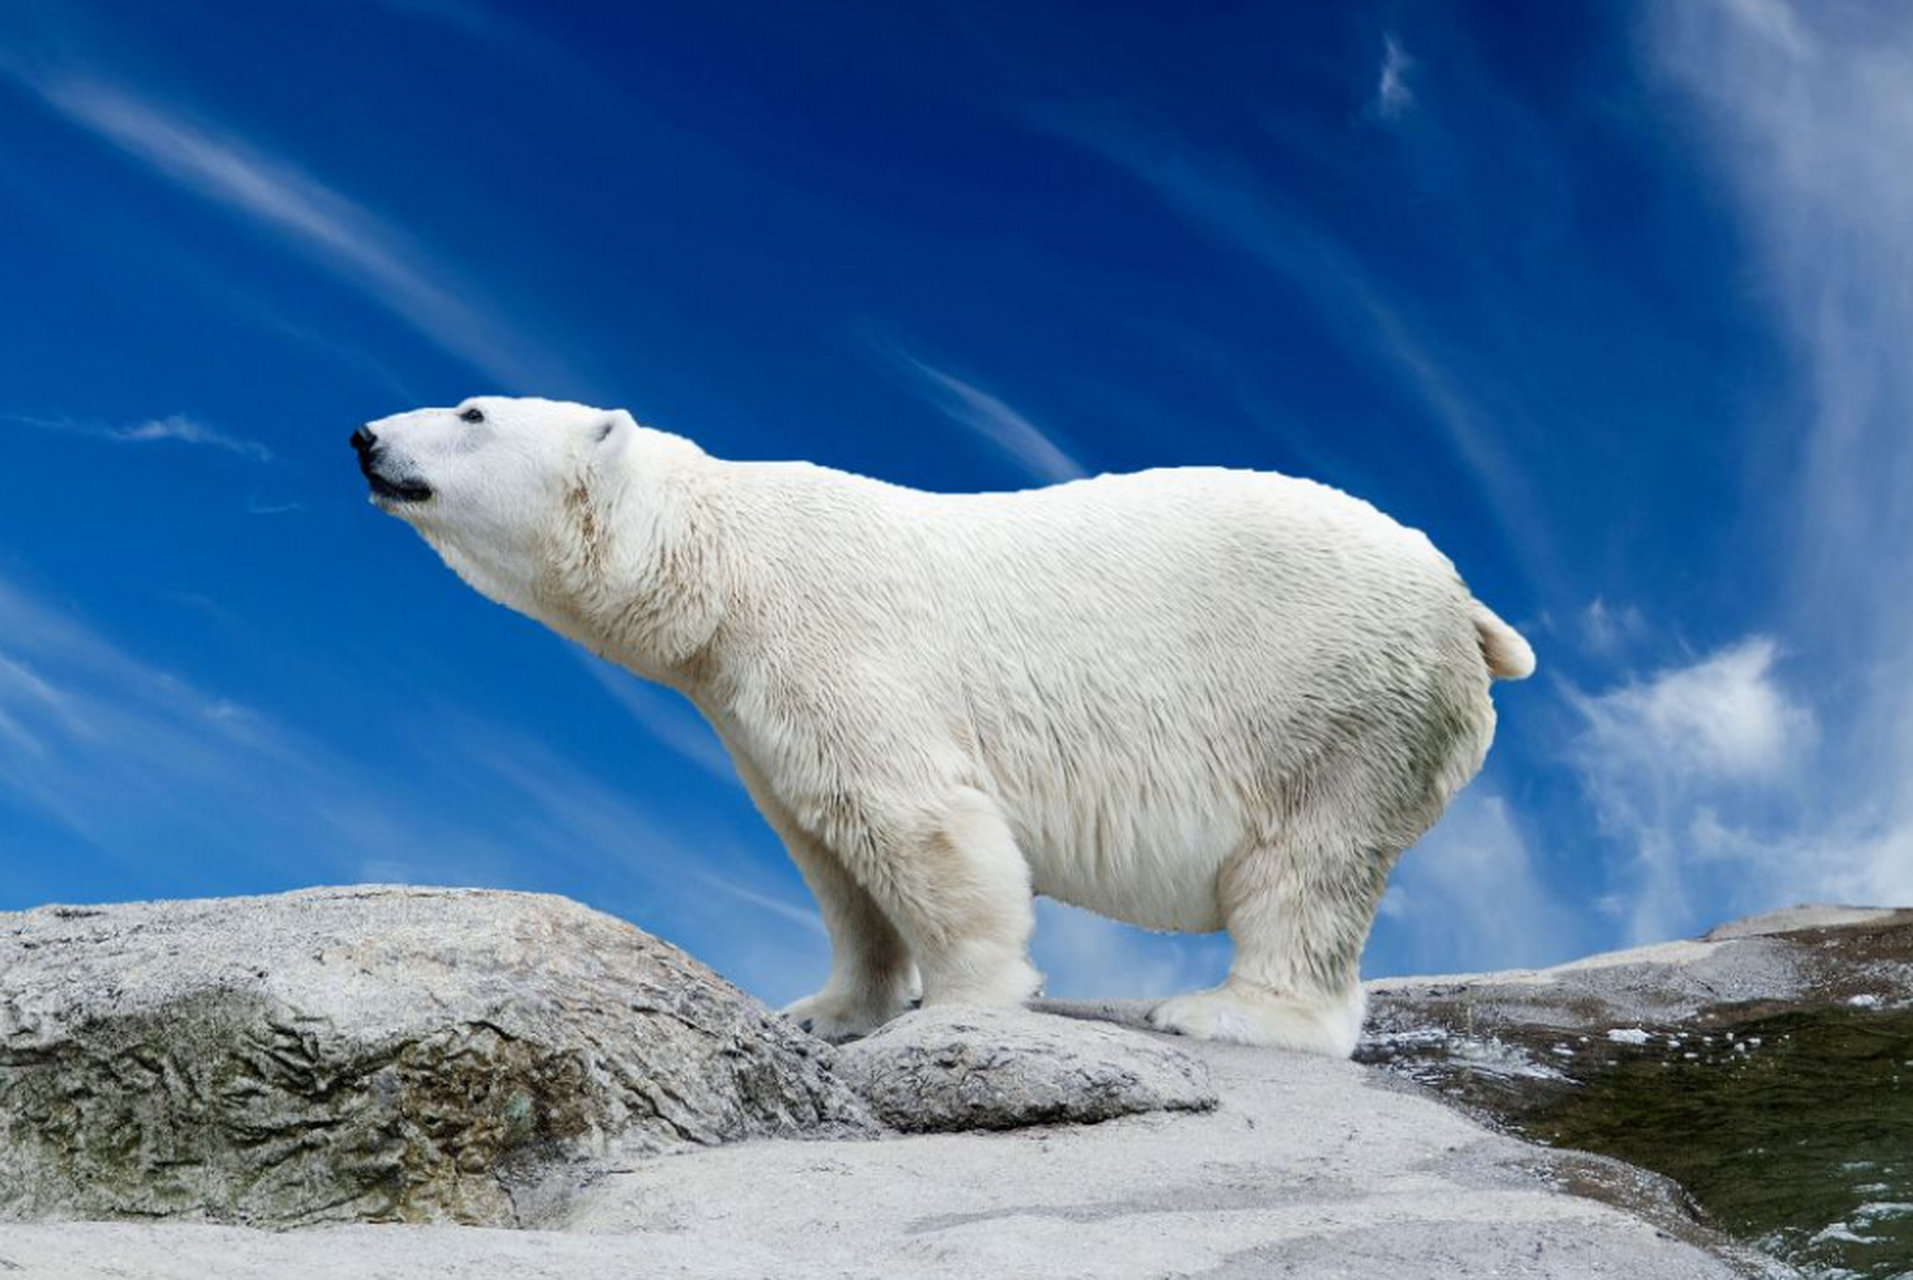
<box><xmin>362</xmin><ymin>396</ymin><xmax>1532</xmax><ymax>1056</ymax></box>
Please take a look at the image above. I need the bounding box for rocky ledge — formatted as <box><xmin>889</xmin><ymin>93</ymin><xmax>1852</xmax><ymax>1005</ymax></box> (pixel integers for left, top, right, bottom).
<box><xmin>2</xmin><ymin>887</ymin><xmax>1881</xmax><ymax>1278</ymax></box>
<box><xmin>1361</xmin><ymin>905</ymin><xmax>1913</xmax><ymax>1279</ymax></box>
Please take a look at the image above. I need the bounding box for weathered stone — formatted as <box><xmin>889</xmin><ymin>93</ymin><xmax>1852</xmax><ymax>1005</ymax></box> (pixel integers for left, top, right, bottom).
<box><xmin>0</xmin><ymin>891</ymin><xmax>1781</xmax><ymax>1278</ymax></box>
<box><xmin>0</xmin><ymin>886</ymin><xmax>874</xmax><ymax>1228</ymax></box>
<box><xmin>1359</xmin><ymin>904</ymin><xmax>1913</xmax><ymax>1280</ymax></box>
<box><xmin>834</xmin><ymin>1005</ymin><xmax>1215</xmax><ymax>1132</ymax></box>
<box><xmin>1360</xmin><ymin>903</ymin><xmax>1913</xmax><ymax>1085</ymax></box>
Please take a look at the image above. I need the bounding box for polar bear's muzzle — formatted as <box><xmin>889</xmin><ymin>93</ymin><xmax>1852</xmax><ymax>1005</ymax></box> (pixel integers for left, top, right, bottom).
<box><xmin>352</xmin><ymin>425</ymin><xmax>433</xmax><ymax>504</ymax></box>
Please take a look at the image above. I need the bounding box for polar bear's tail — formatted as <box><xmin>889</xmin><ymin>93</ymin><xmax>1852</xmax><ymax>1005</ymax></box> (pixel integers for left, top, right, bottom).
<box><xmin>1471</xmin><ymin>601</ymin><xmax>1535</xmax><ymax>681</ymax></box>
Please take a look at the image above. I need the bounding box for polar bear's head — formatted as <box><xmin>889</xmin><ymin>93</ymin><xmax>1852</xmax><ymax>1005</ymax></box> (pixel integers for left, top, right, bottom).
<box><xmin>353</xmin><ymin>396</ymin><xmax>703</xmax><ymax>646</ymax></box>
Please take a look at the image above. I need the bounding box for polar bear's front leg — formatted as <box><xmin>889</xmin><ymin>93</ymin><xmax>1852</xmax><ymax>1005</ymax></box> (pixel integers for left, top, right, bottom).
<box><xmin>777</xmin><ymin>823</ymin><xmax>919</xmax><ymax>1043</ymax></box>
<box><xmin>864</xmin><ymin>787</ymin><xmax>1043</xmax><ymax>1010</ymax></box>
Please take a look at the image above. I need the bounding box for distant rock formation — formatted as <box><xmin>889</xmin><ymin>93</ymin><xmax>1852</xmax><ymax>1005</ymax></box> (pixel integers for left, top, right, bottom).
<box><xmin>1361</xmin><ymin>903</ymin><xmax>1913</xmax><ymax>1100</ymax></box>
<box><xmin>1361</xmin><ymin>904</ymin><xmax>1913</xmax><ymax>1280</ymax></box>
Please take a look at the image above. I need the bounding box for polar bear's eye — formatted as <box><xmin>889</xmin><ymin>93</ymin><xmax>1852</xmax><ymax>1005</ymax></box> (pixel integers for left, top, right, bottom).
<box><xmin>459</xmin><ymin>407</ymin><xmax>484</xmax><ymax>424</ymax></box>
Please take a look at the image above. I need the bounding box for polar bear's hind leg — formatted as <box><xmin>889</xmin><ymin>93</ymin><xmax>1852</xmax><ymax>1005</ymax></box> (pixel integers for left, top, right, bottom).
<box><xmin>1151</xmin><ymin>689</ymin><xmax>1493</xmax><ymax>1058</ymax></box>
<box><xmin>1146</xmin><ymin>826</ymin><xmax>1384</xmax><ymax>1057</ymax></box>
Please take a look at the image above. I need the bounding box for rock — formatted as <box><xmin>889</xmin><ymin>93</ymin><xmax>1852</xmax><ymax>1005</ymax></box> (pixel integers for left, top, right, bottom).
<box><xmin>1359</xmin><ymin>904</ymin><xmax>1913</xmax><ymax>1280</ymax></box>
<box><xmin>834</xmin><ymin>1005</ymin><xmax>1216</xmax><ymax>1131</ymax></box>
<box><xmin>1360</xmin><ymin>903</ymin><xmax>1913</xmax><ymax>1085</ymax></box>
<box><xmin>1700</xmin><ymin>902</ymin><xmax>1904</xmax><ymax>941</ymax></box>
<box><xmin>0</xmin><ymin>1015</ymin><xmax>1760</xmax><ymax>1279</ymax></box>
<box><xmin>0</xmin><ymin>886</ymin><xmax>874</xmax><ymax>1228</ymax></box>
<box><xmin>0</xmin><ymin>887</ymin><xmax>1836</xmax><ymax>1278</ymax></box>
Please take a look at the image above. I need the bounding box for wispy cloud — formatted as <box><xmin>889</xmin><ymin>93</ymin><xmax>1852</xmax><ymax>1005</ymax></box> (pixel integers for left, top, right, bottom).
<box><xmin>1031</xmin><ymin>898</ymin><xmax>1228</xmax><ymax>999</ymax></box>
<box><xmin>109</xmin><ymin>414</ymin><xmax>270</xmax><ymax>459</ymax></box>
<box><xmin>0</xmin><ymin>571</ymin><xmax>824</xmax><ymax>997</ymax></box>
<box><xmin>357</xmin><ymin>0</ymin><xmax>622</xmax><ymax>104</ymax></box>
<box><xmin>1641</xmin><ymin>1</ymin><xmax>1913</xmax><ymax>918</ymax></box>
<box><xmin>700</xmin><ymin>872</ymin><xmax>825</xmax><ymax>935</ymax></box>
<box><xmin>1377</xmin><ymin>788</ymin><xmax>1580</xmax><ymax>974</ymax></box>
<box><xmin>1374</xmin><ymin>34</ymin><xmax>1415</xmax><ymax>120</ymax></box>
<box><xmin>877</xmin><ymin>343</ymin><xmax>1086</xmax><ymax>484</ymax></box>
<box><xmin>1567</xmin><ymin>637</ymin><xmax>1822</xmax><ymax>942</ymax></box>
<box><xmin>575</xmin><ymin>654</ymin><xmax>738</xmax><ymax>784</ymax></box>
<box><xmin>7</xmin><ymin>411</ymin><xmax>272</xmax><ymax>462</ymax></box>
<box><xmin>1032</xmin><ymin>111</ymin><xmax>1550</xmax><ymax>583</ymax></box>
<box><xmin>3</xmin><ymin>63</ymin><xmax>587</xmax><ymax>395</ymax></box>
<box><xmin>1578</xmin><ymin>597</ymin><xmax>1647</xmax><ymax>657</ymax></box>
<box><xmin>0</xmin><ymin>571</ymin><xmax>318</xmax><ymax>854</ymax></box>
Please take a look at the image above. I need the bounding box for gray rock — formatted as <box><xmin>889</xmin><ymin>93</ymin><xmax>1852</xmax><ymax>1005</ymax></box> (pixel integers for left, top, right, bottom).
<box><xmin>0</xmin><ymin>1024</ymin><xmax>1758</xmax><ymax>1279</ymax></box>
<box><xmin>1361</xmin><ymin>903</ymin><xmax>1913</xmax><ymax>1066</ymax></box>
<box><xmin>835</xmin><ymin>1005</ymin><xmax>1215</xmax><ymax>1131</ymax></box>
<box><xmin>1700</xmin><ymin>902</ymin><xmax>1903</xmax><ymax>941</ymax></box>
<box><xmin>0</xmin><ymin>887</ymin><xmax>1825</xmax><ymax>1278</ymax></box>
<box><xmin>1359</xmin><ymin>904</ymin><xmax>1913</xmax><ymax>1280</ymax></box>
<box><xmin>0</xmin><ymin>886</ymin><xmax>874</xmax><ymax>1228</ymax></box>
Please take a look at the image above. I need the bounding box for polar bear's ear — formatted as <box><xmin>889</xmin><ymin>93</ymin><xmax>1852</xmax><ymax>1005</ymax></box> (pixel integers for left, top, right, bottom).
<box><xmin>594</xmin><ymin>409</ymin><xmax>638</xmax><ymax>451</ymax></box>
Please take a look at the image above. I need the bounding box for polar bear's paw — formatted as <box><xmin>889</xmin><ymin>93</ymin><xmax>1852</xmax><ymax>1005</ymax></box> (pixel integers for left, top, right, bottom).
<box><xmin>781</xmin><ymin>989</ymin><xmax>914</xmax><ymax>1043</ymax></box>
<box><xmin>1147</xmin><ymin>985</ymin><xmax>1362</xmax><ymax>1058</ymax></box>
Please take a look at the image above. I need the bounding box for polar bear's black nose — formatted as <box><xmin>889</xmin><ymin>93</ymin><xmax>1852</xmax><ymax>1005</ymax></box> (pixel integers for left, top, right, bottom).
<box><xmin>351</xmin><ymin>425</ymin><xmax>377</xmax><ymax>454</ymax></box>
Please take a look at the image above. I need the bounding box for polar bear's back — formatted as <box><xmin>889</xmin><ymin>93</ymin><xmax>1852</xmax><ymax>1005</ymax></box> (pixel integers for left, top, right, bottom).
<box><xmin>908</xmin><ymin>467</ymin><xmax>1476</xmax><ymax>688</ymax></box>
<box><xmin>942</xmin><ymin>465</ymin><xmax>1459</xmax><ymax>612</ymax></box>
<box><xmin>710</xmin><ymin>461</ymin><xmax>1492</xmax><ymax>931</ymax></box>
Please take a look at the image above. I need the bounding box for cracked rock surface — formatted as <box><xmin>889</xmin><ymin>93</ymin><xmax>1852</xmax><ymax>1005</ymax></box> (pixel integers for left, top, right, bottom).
<box><xmin>0</xmin><ymin>886</ymin><xmax>873</xmax><ymax>1227</ymax></box>
<box><xmin>835</xmin><ymin>1005</ymin><xmax>1216</xmax><ymax>1131</ymax></box>
<box><xmin>0</xmin><ymin>888</ymin><xmax>1814</xmax><ymax>1278</ymax></box>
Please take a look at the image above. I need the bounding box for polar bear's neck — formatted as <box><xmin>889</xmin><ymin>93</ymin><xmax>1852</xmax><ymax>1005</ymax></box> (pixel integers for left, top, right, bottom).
<box><xmin>532</xmin><ymin>439</ymin><xmax>731</xmax><ymax>690</ymax></box>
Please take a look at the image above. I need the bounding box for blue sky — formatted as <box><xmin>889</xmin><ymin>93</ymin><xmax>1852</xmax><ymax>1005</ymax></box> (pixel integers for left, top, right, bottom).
<box><xmin>3</xmin><ymin>0</ymin><xmax>1908</xmax><ymax>1004</ymax></box>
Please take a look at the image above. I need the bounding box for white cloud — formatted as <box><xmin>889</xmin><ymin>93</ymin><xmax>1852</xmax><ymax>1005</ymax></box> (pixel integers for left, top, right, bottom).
<box><xmin>887</xmin><ymin>349</ymin><xmax>1086</xmax><ymax>484</ymax></box>
<box><xmin>7</xmin><ymin>411</ymin><xmax>272</xmax><ymax>462</ymax></box>
<box><xmin>1378</xmin><ymin>788</ymin><xmax>1579</xmax><ymax>974</ymax></box>
<box><xmin>1569</xmin><ymin>629</ymin><xmax>1913</xmax><ymax>939</ymax></box>
<box><xmin>1820</xmin><ymin>824</ymin><xmax>1913</xmax><ymax>906</ymax></box>
<box><xmin>1375</xmin><ymin>34</ymin><xmax>1415</xmax><ymax>120</ymax></box>
<box><xmin>1567</xmin><ymin>636</ymin><xmax>1823</xmax><ymax>941</ymax></box>
<box><xmin>1573</xmin><ymin>638</ymin><xmax>1812</xmax><ymax>782</ymax></box>
<box><xmin>1644</xmin><ymin>1</ymin><xmax>1913</xmax><ymax>918</ymax></box>
<box><xmin>6</xmin><ymin>66</ymin><xmax>588</xmax><ymax>395</ymax></box>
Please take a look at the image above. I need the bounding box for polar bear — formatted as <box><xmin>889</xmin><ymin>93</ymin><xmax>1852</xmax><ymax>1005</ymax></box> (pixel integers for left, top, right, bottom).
<box><xmin>353</xmin><ymin>396</ymin><xmax>1533</xmax><ymax>1056</ymax></box>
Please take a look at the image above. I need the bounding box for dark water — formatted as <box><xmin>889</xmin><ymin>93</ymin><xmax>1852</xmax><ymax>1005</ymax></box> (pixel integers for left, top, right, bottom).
<box><xmin>1515</xmin><ymin>1009</ymin><xmax>1913</xmax><ymax>1280</ymax></box>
